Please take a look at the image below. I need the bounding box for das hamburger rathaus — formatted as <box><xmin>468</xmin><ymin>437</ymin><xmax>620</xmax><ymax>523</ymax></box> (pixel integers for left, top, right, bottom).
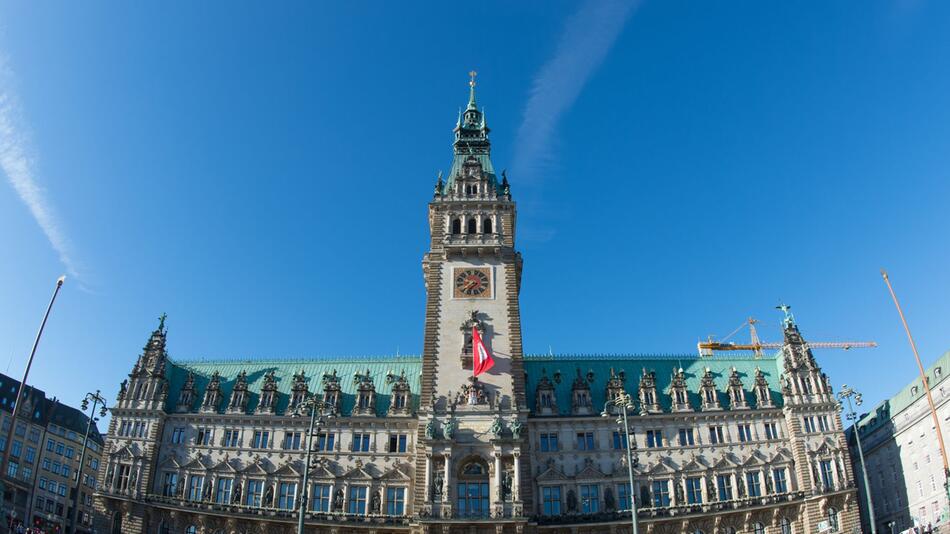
<box><xmin>94</xmin><ymin>77</ymin><xmax>860</xmax><ymax>534</ymax></box>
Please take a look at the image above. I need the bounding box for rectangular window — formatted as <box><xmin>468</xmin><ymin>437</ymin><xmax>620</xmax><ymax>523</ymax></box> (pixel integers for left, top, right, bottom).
<box><xmin>14</xmin><ymin>422</ymin><xmax>25</xmax><ymax>437</ymax></box>
<box><xmin>773</xmin><ymin>468</ymin><xmax>788</xmax><ymax>493</ymax></box>
<box><xmin>6</xmin><ymin>461</ymin><xmax>17</xmax><ymax>478</ymax></box>
<box><xmin>348</xmin><ymin>485</ymin><xmax>368</xmax><ymax>514</ymax></box>
<box><xmin>171</xmin><ymin>427</ymin><xmax>185</xmax><ymax>444</ymax></box>
<box><xmin>223</xmin><ymin>429</ymin><xmax>240</xmax><ymax>448</ymax></box>
<box><xmin>646</xmin><ymin>430</ymin><xmax>663</xmax><ymax>448</ymax></box>
<box><xmin>161</xmin><ymin>472</ymin><xmax>178</xmax><ymax>497</ymax></box>
<box><xmin>52</xmin><ymin>462</ymin><xmax>61</xmax><ymax>475</ymax></box>
<box><xmin>678</xmin><ymin>428</ymin><xmax>695</xmax><ymax>446</ymax></box>
<box><xmin>65</xmin><ymin>446</ymin><xmax>74</xmax><ymax>459</ymax></box>
<box><xmin>803</xmin><ymin>416</ymin><xmax>814</xmax><ymax>433</ymax></box>
<box><xmin>737</xmin><ymin>424</ymin><xmax>752</xmax><ymax>442</ymax></box>
<box><xmin>651</xmin><ymin>480</ymin><xmax>671</xmax><ymax>507</ymax></box>
<box><xmin>25</xmin><ymin>446</ymin><xmax>35</xmax><ymax>464</ymax></box>
<box><xmin>45</xmin><ymin>438</ymin><xmax>54</xmax><ymax>451</ymax></box>
<box><xmin>11</xmin><ymin>440</ymin><xmax>21</xmax><ymax>458</ymax></box>
<box><xmin>612</xmin><ymin>431</ymin><xmax>628</xmax><ymax>450</ymax></box>
<box><xmin>42</xmin><ymin>458</ymin><xmax>50</xmax><ymax>471</ymax></box>
<box><xmin>542</xmin><ymin>486</ymin><xmax>561</xmax><ymax>516</ymax></box>
<box><xmin>764</xmin><ymin>422</ymin><xmax>778</xmax><ymax>440</ymax></box>
<box><xmin>39</xmin><ymin>477</ymin><xmax>47</xmax><ymax>490</ymax></box>
<box><xmin>386</xmin><ymin>487</ymin><xmax>406</xmax><ymax>515</ymax></box>
<box><xmin>717</xmin><ymin>475</ymin><xmax>733</xmax><ymax>501</ymax></box>
<box><xmin>818</xmin><ymin>415</ymin><xmax>829</xmax><ymax>432</ymax></box>
<box><xmin>820</xmin><ymin>460</ymin><xmax>834</xmax><ymax>490</ymax></box>
<box><xmin>617</xmin><ymin>484</ymin><xmax>630</xmax><ymax>511</ymax></box>
<box><xmin>351</xmin><ymin>433</ymin><xmax>371</xmax><ymax>452</ymax></box>
<box><xmin>215</xmin><ymin>478</ymin><xmax>233</xmax><ymax>504</ymax></box>
<box><xmin>312</xmin><ymin>484</ymin><xmax>331</xmax><ymax>512</ymax></box>
<box><xmin>576</xmin><ymin>432</ymin><xmax>594</xmax><ymax>450</ymax></box>
<box><xmin>278</xmin><ymin>482</ymin><xmax>297</xmax><ymax>510</ymax></box>
<box><xmin>746</xmin><ymin>472</ymin><xmax>762</xmax><ymax>497</ymax></box>
<box><xmin>251</xmin><ymin>430</ymin><xmax>269</xmax><ymax>449</ymax></box>
<box><xmin>196</xmin><ymin>428</ymin><xmax>213</xmax><ymax>446</ymax></box>
<box><xmin>580</xmin><ymin>484</ymin><xmax>599</xmax><ymax>513</ymax></box>
<box><xmin>686</xmin><ymin>477</ymin><xmax>703</xmax><ymax>504</ymax></box>
<box><xmin>187</xmin><ymin>475</ymin><xmax>204</xmax><ymax>502</ymax></box>
<box><xmin>317</xmin><ymin>432</ymin><xmax>335</xmax><ymax>452</ymax></box>
<box><xmin>539</xmin><ymin>433</ymin><xmax>559</xmax><ymax>452</ymax></box>
<box><xmin>56</xmin><ymin>442</ymin><xmax>64</xmax><ymax>455</ymax></box>
<box><xmin>28</xmin><ymin>428</ymin><xmax>39</xmax><ymax>443</ymax></box>
<box><xmin>283</xmin><ymin>432</ymin><xmax>302</xmax><ymax>450</ymax></box>
<box><xmin>246</xmin><ymin>479</ymin><xmax>263</xmax><ymax>507</ymax></box>
<box><xmin>389</xmin><ymin>434</ymin><xmax>408</xmax><ymax>453</ymax></box>
<box><xmin>62</xmin><ymin>465</ymin><xmax>70</xmax><ymax>478</ymax></box>
<box><xmin>709</xmin><ymin>426</ymin><xmax>724</xmax><ymax>444</ymax></box>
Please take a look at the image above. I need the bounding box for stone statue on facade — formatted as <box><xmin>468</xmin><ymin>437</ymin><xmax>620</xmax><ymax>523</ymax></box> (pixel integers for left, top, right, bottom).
<box><xmin>232</xmin><ymin>483</ymin><xmax>242</xmax><ymax>504</ymax></box>
<box><xmin>264</xmin><ymin>485</ymin><xmax>275</xmax><ymax>507</ymax></box>
<box><xmin>510</xmin><ymin>419</ymin><xmax>524</xmax><ymax>439</ymax></box>
<box><xmin>176</xmin><ymin>477</ymin><xmax>185</xmax><ymax>498</ymax></box>
<box><xmin>333</xmin><ymin>489</ymin><xmax>344</xmax><ymax>511</ymax></box>
<box><xmin>674</xmin><ymin>480</ymin><xmax>684</xmax><ymax>503</ymax></box>
<box><xmin>604</xmin><ymin>487</ymin><xmax>616</xmax><ymax>511</ymax></box>
<box><xmin>371</xmin><ymin>490</ymin><xmax>381</xmax><ymax>514</ymax></box>
<box><xmin>500</xmin><ymin>470</ymin><xmax>513</xmax><ymax>501</ymax></box>
<box><xmin>443</xmin><ymin>418</ymin><xmax>457</xmax><ymax>440</ymax></box>
<box><xmin>203</xmin><ymin>480</ymin><xmax>213</xmax><ymax>501</ymax></box>
<box><xmin>566</xmin><ymin>490</ymin><xmax>577</xmax><ymax>513</ymax></box>
<box><xmin>433</xmin><ymin>472</ymin><xmax>444</xmax><ymax>501</ymax></box>
<box><xmin>489</xmin><ymin>416</ymin><xmax>504</xmax><ymax>438</ymax></box>
<box><xmin>118</xmin><ymin>379</ymin><xmax>128</xmax><ymax>400</ymax></box>
<box><xmin>425</xmin><ymin>419</ymin><xmax>436</xmax><ymax>439</ymax></box>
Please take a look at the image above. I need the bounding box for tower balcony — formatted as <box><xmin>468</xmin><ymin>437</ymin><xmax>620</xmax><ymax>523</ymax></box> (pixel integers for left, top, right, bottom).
<box><xmin>443</xmin><ymin>233</ymin><xmax>504</xmax><ymax>249</ymax></box>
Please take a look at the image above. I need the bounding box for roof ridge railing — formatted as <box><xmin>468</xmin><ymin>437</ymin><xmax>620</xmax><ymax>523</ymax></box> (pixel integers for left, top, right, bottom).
<box><xmin>524</xmin><ymin>352</ymin><xmax>776</xmax><ymax>361</ymax></box>
<box><xmin>169</xmin><ymin>354</ymin><xmax>423</xmax><ymax>364</ymax></box>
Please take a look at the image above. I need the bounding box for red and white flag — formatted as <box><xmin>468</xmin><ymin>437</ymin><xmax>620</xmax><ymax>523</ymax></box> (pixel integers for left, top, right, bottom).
<box><xmin>472</xmin><ymin>327</ymin><xmax>495</xmax><ymax>376</ymax></box>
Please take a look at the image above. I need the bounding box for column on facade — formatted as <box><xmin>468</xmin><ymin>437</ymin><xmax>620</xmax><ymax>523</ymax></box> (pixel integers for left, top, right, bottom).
<box><xmin>444</xmin><ymin>451</ymin><xmax>453</xmax><ymax>505</ymax></box>
<box><xmin>512</xmin><ymin>452</ymin><xmax>521</xmax><ymax>502</ymax></box>
<box><xmin>424</xmin><ymin>453</ymin><xmax>433</xmax><ymax>502</ymax></box>
<box><xmin>493</xmin><ymin>453</ymin><xmax>502</xmax><ymax>504</ymax></box>
<box><xmin>327</xmin><ymin>481</ymin><xmax>335</xmax><ymax>512</ymax></box>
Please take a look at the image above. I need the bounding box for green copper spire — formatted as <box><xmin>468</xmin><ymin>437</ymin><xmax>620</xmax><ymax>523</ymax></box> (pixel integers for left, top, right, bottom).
<box><xmin>467</xmin><ymin>70</ymin><xmax>478</xmax><ymax>110</ymax></box>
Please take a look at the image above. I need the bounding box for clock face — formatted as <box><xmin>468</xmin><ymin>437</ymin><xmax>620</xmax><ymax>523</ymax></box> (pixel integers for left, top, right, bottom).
<box><xmin>453</xmin><ymin>267</ymin><xmax>491</xmax><ymax>298</ymax></box>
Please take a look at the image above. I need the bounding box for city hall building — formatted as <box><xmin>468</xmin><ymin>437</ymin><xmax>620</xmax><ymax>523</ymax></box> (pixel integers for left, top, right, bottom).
<box><xmin>94</xmin><ymin>81</ymin><xmax>861</xmax><ymax>534</ymax></box>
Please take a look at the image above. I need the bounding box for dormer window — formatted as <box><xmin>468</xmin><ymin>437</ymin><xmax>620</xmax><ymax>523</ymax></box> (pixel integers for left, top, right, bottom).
<box><xmin>571</xmin><ymin>369</ymin><xmax>593</xmax><ymax>415</ymax></box>
<box><xmin>669</xmin><ymin>368</ymin><xmax>691</xmax><ymax>412</ymax></box>
<box><xmin>387</xmin><ymin>369</ymin><xmax>412</xmax><ymax>416</ymax></box>
<box><xmin>256</xmin><ymin>371</ymin><xmax>278</xmax><ymax>415</ymax></box>
<box><xmin>638</xmin><ymin>369</ymin><xmax>661</xmax><ymax>414</ymax></box>
<box><xmin>289</xmin><ymin>370</ymin><xmax>309</xmax><ymax>411</ymax></box>
<box><xmin>727</xmin><ymin>368</ymin><xmax>748</xmax><ymax>410</ymax></box>
<box><xmin>393</xmin><ymin>393</ymin><xmax>406</xmax><ymax>410</ymax></box>
<box><xmin>321</xmin><ymin>369</ymin><xmax>342</xmax><ymax>415</ymax></box>
<box><xmin>753</xmin><ymin>368</ymin><xmax>773</xmax><ymax>408</ymax></box>
<box><xmin>535</xmin><ymin>369</ymin><xmax>559</xmax><ymax>416</ymax></box>
<box><xmin>352</xmin><ymin>369</ymin><xmax>377</xmax><ymax>416</ymax></box>
<box><xmin>358</xmin><ymin>393</ymin><xmax>371</xmax><ymax>409</ymax></box>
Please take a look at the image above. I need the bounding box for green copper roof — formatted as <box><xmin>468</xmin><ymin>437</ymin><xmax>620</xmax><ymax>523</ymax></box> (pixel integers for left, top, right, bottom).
<box><xmin>854</xmin><ymin>349</ymin><xmax>950</xmax><ymax>436</ymax></box>
<box><xmin>524</xmin><ymin>353</ymin><xmax>785</xmax><ymax>414</ymax></box>
<box><xmin>165</xmin><ymin>356</ymin><xmax>422</xmax><ymax>416</ymax></box>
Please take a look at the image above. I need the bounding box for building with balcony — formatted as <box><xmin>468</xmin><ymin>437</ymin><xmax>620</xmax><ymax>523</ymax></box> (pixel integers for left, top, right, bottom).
<box><xmin>0</xmin><ymin>372</ymin><xmax>104</xmax><ymax>533</ymax></box>
<box><xmin>849</xmin><ymin>350</ymin><xmax>950</xmax><ymax>533</ymax></box>
<box><xmin>94</xmin><ymin>79</ymin><xmax>861</xmax><ymax>534</ymax></box>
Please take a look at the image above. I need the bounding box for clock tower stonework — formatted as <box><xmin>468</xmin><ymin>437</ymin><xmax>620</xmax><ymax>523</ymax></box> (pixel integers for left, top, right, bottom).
<box><xmin>414</xmin><ymin>75</ymin><xmax>530</xmax><ymax>526</ymax></box>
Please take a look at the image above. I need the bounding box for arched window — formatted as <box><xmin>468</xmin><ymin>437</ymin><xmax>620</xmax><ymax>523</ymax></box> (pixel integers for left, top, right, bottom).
<box><xmin>781</xmin><ymin>517</ymin><xmax>793</xmax><ymax>534</ymax></box>
<box><xmin>110</xmin><ymin>513</ymin><xmax>122</xmax><ymax>534</ymax></box>
<box><xmin>457</xmin><ymin>459</ymin><xmax>489</xmax><ymax>518</ymax></box>
<box><xmin>451</xmin><ymin>218</ymin><xmax>462</xmax><ymax>234</ymax></box>
<box><xmin>483</xmin><ymin>218</ymin><xmax>493</xmax><ymax>234</ymax></box>
<box><xmin>827</xmin><ymin>508</ymin><xmax>839</xmax><ymax>532</ymax></box>
<box><xmin>753</xmin><ymin>523</ymin><xmax>765</xmax><ymax>534</ymax></box>
<box><xmin>467</xmin><ymin>218</ymin><xmax>477</xmax><ymax>234</ymax></box>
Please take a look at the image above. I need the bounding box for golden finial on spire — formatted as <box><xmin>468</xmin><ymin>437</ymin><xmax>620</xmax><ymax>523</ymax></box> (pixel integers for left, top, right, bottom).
<box><xmin>469</xmin><ymin>70</ymin><xmax>477</xmax><ymax>88</ymax></box>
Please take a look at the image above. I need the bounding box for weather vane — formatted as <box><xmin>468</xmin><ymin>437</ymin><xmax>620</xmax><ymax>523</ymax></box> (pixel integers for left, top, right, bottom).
<box><xmin>469</xmin><ymin>70</ymin><xmax>477</xmax><ymax>88</ymax></box>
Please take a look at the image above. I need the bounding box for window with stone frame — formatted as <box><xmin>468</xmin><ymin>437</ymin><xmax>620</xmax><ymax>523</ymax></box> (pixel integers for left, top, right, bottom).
<box><xmin>726</xmin><ymin>368</ymin><xmax>747</xmax><ymax>409</ymax></box>
<box><xmin>669</xmin><ymin>367</ymin><xmax>691</xmax><ymax>411</ymax></box>
<box><xmin>571</xmin><ymin>369</ymin><xmax>593</xmax><ymax>415</ymax></box>
<box><xmin>320</xmin><ymin>369</ymin><xmax>342</xmax><ymax>414</ymax></box>
<box><xmin>638</xmin><ymin>369</ymin><xmax>660</xmax><ymax>413</ymax></box>
<box><xmin>256</xmin><ymin>371</ymin><xmax>278</xmax><ymax>414</ymax></box>
<box><xmin>352</xmin><ymin>369</ymin><xmax>377</xmax><ymax>416</ymax></box>
<box><xmin>699</xmin><ymin>368</ymin><xmax>721</xmax><ymax>410</ymax></box>
<box><xmin>289</xmin><ymin>370</ymin><xmax>309</xmax><ymax>411</ymax></box>
<box><xmin>387</xmin><ymin>370</ymin><xmax>412</xmax><ymax>415</ymax></box>
<box><xmin>753</xmin><ymin>368</ymin><xmax>773</xmax><ymax>408</ymax></box>
<box><xmin>535</xmin><ymin>369</ymin><xmax>559</xmax><ymax>415</ymax></box>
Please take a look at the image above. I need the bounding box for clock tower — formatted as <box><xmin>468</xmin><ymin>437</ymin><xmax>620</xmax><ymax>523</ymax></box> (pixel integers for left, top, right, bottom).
<box><xmin>414</xmin><ymin>74</ymin><xmax>530</xmax><ymax>523</ymax></box>
<box><xmin>420</xmin><ymin>73</ymin><xmax>525</xmax><ymax>412</ymax></box>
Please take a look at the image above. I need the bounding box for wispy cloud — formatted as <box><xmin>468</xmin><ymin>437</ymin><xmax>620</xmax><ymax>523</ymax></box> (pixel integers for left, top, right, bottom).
<box><xmin>0</xmin><ymin>55</ymin><xmax>80</xmax><ymax>280</ymax></box>
<box><xmin>511</xmin><ymin>0</ymin><xmax>640</xmax><ymax>180</ymax></box>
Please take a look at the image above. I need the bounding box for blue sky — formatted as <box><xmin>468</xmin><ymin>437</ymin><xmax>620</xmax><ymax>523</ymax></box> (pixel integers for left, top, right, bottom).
<box><xmin>0</xmin><ymin>1</ymin><xmax>948</xmax><ymax>419</ymax></box>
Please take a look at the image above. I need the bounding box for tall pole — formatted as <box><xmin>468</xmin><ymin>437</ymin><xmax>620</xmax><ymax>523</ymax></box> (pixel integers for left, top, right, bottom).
<box><xmin>68</xmin><ymin>390</ymin><xmax>106</xmax><ymax>534</ymax></box>
<box><xmin>838</xmin><ymin>385</ymin><xmax>876</xmax><ymax>534</ymax></box>
<box><xmin>881</xmin><ymin>270</ymin><xmax>950</xmax><ymax>507</ymax></box>
<box><xmin>603</xmin><ymin>393</ymin><xmax>638</xmax><ymax>534</ymax></box>
<box><xmin>1</xmin><ymin>275</ymin><xmax>65</xmax><ymax>532</ymax></box>
<box><xmin>296</xmin><ymin>396</ymin><xmax>327</xmax><ymax>534</ymax></box>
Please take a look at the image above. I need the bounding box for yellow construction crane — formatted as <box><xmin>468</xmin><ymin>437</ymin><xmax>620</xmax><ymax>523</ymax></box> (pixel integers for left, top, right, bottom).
<box><xmin>697</xmin><ymin>315</ymin><xmax>877</xmax><ymax>358</ymax></box>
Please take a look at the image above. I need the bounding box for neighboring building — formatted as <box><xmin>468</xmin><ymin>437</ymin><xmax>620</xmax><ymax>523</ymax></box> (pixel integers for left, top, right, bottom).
<box><xmin>94</xmin><ymin>79</ymin><xmax>861</xmax><ymax>534</ymax></box>
<box><xmin>0</xmin><ymin>372</ymin><xmax>104</xmax><ymax>533</ymax></box>
<box><xmin>850</xmin><ymin>350</ymin><xmax>950</xmax><ymax>533</ymax></box>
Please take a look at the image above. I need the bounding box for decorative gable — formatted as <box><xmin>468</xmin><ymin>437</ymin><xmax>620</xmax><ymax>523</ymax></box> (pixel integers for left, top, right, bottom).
<box><xmin>535</xmin><ymin>368</ymin><xmax>558</xmax><ymax>416</ymax></box>
<box><xmin>256</xmin><ymin>371</ymin><xmax>278</xmax><ymax>415</ymax></box>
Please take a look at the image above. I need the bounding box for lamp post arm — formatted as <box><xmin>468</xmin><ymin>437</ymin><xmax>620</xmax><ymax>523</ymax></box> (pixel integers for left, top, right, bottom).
<box><xmin>68</xmin><ymin>392</ymin><xmax>103</xmax><ymax>534</ymax></box>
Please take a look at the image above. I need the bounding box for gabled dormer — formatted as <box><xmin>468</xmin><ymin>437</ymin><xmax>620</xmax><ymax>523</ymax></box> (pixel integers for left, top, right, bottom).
<box><xmin>387</xmin><ymin>370</ymin><xmax>412</xmax><ymax>416</ymax></box>
<box><xmin>227</xmin><ymin>370</ymin><xmax>249</xmax><ymax>414</ymax></box>
<box><xmin>699</xmin><ymin>367</ymin><xmax>721</xmax><ymax>411</ymax></box>
<box><xmin>603</xmin><ymin>368</ymin><xmax>628</xmax><ymax>415</ymax></box>
<box><xmin>535</xmin><ymin>369</ymin><xmax>558</xmax><ymax>416</ymax></box>
<box><xmin>176</xmin><ymin>371</ymin><xmax>196</xmax><ymax>413</ymax></box>
<box><xmin>669</xmin><ymin>367</ymin><xmax>691</xmax><ymax>412</ymax></box>
<box><xmin>352</xmin><ymin>369</ymin><xmax>377</xmax><ymax>416</ymax></box>
<box><xmin>289</xmin><ymin>370</ymin><xmax>308</xmax><ymax>412</ymax></box>
<box><xmin>638</xmin><ymin>369</ymin><xmax>661</xmax><ymax>414</ymax></box>
<box><xmin>322</xmin><ymin>370</ymin><xmax>342</xmax><ymax>414</ymax></box>
<box><xmin>256</xmin><ymin>371</ymin><xmax>278</xmax><ymax>414</ymax></box>
<box><xmin>753</xmin><ymin>367</ymin><xmax>773</xmax><ymax>408</ymax></box>
<box><xmin>571</xmin><ymin>369</ymin><xmax>593</xmax><ymax>415</ymax></box>
<box><xmin>727</xmin><ymin>368</ymin><xmax>748</xmax><ymax>410</ymax></box>
<box><xmin>200</xmin><ymin>371</ymin><xmax>222</xmax><ymax>413</ymax></box>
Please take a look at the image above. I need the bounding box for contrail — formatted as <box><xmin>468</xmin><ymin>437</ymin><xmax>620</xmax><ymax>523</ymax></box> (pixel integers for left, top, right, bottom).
<box><xmin>511</xmin><ymin>0</ymin><xmax>640</xmax><ymax>180</ymax></box>
<box><xmin>0</xmin><ymin>55</ymin><xmax>80</xmax><ymax>280</ymax></box>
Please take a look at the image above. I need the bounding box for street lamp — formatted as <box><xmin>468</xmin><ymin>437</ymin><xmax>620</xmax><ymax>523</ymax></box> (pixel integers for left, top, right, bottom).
<box><xmin>292</xmin><ymin>395</ymin><xmax>333</xmax><ymax>534</ymax></box>
<box><xmin>838</xmin><ymin>384</ymin><xmax>876</xmax><ymax>534</ymax></box>
<box><xmin>68</xmin><ymin>390</ymin><xmax>107</xmax><ymax>534</ymax></box>
<box><xmin>601</xmin><ymin>392</ymin><xmax>639</xmax><ymax>534</ymax></box>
